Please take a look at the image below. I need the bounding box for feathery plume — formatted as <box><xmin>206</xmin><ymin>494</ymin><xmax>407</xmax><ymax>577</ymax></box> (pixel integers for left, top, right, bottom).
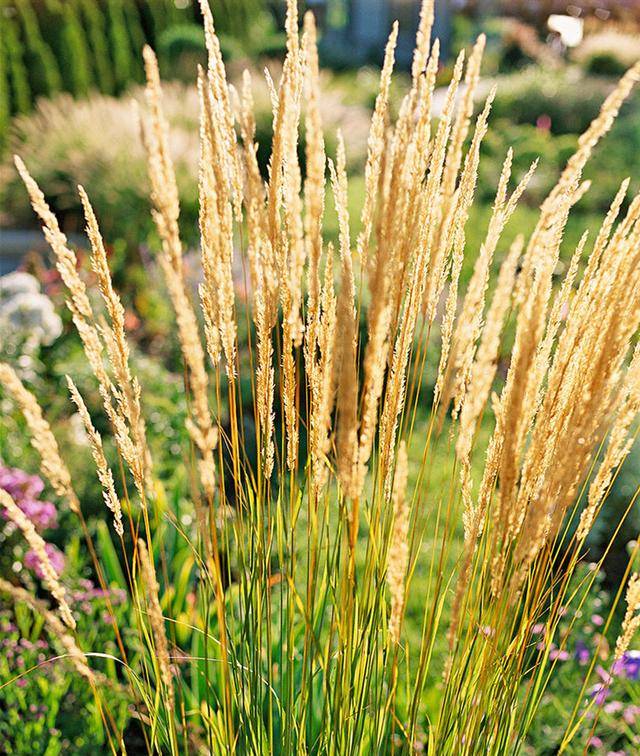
<box><xmin>137</xmin><ymin>540</ymin><xmax>173</xmax><ymax>706</ymax></box>
<box><xmin>387</xmin><ymin>442</ymin><xmax>409</xmax><ymax>644</ymax></box>
<box><xmin>66</xmin><ymin>377</ymin><xmax>124</xmax><ymax>537</ymax></box>
<box><xmin>142</xmin><ymin>47</ymin><xmax>218</xmax><ymax>507</ymax></box>
<box><xmin>356</xmin><ymin>21</ymin><xmax>398</xmax><ymax>271</ymax></box>
<box><xmin>331</xmin><ymin>135</ymin><xmax>359</xmax><ymax>501</ymax></box>
<box><xmin>615</xmin><ymin>573</ymin><xmax>640</xmax><ymax>660</ymax></box>
<box><xmin>0</xmin><ymin>363</ymin><xmax>79</xmax><ymax>514</ymax></box>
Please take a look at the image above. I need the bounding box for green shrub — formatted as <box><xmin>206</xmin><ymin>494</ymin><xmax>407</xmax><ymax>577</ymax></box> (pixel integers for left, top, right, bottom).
<box><xmin>157</xmin><ymin>22</ymin><xmax>206</xmax><ymax>81</ymax></box>
<box><xmin>491</xmin><ymin>66</ymin><xmax>612</xmax><ymax>135</ymax></box>
<box><xmin>478</xmin><ymin>120</ymin><xmax>577</xmax><ymax>206</ymax></box>
<box><xmin>106</xmin><ymin>0</ymin><xmax>136</xmax><ymax>93</ymax></box>
<box><xmin>14</xmin><ymin>0</ymin><xmax>62</xmax><ymax>98</ymax></box>
<box><xmin>0</xmin><ymin>85</ymin><xmax>200</xmax><ymax>279</ymax></box>
<box><xmin>574</xmin><ymin>30</ymin><xmax>640</xmax><ymax>78</ymax></box>
<box><xmin>3</xmin><ymin>15</ymin><xmax>31</xmax><ymax>115</ymax></box>
<box><xmin>60</xmin><ymin>2</ymin><xmax>92</xmax><ymax>97</ymax></box>
<box><xmin>78</xmin><ymin>0</ymin><xmax>114</xmax><ymax>94</ymax></box>
<box><xmin>0</xmin><ymin>25</ymin><xmax>10</xmax><ymax>144</ymax></box>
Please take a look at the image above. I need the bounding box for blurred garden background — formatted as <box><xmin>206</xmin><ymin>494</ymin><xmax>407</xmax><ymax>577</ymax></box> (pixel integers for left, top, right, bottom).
<box><xmin>3</xmin><ymin>0</ymin><xmax>640</xmax><ymax>752</ymax></box>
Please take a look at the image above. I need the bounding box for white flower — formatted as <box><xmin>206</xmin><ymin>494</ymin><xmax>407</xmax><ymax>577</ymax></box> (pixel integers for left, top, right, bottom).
<box><xmin>0</xmin><ymin>271</ymin><xmax>41</xmax><ymax>301</ymax></box>
<box><xmin>1</xmin><ymin>291</ymin><xmax>63</xmax><ymax>346</ymax></box>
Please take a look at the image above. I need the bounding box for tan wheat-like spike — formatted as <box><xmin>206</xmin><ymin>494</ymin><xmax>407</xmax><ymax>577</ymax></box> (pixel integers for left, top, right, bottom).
<box><xmin>283</xmin><ymin>123</ymin><xmax>307</xmax><ymax>349</ymax></box>
<box><xmin>198</xmin><ymin>67</ymin><xmax>237</xmax><ymax>376</ymax></box>
<box><xmin>137</xmin><ymin>539</ymin><xmax>174</xmax><ymax>707</ymax></box>
<box><xmin>0</xmin><ymin>363</ymin><xmax>80</xmax><ymax>514</ymax></box>
<box><xmin>198</xmin><ymin>1</ymin><xmax>243</xmax><ymax>219</ymax></box>
<box><xmin>377</xmin><ymin>53</ymin><xmax>469</xmax><ymax>496</ymax></box>
<box><xmin>12</xmin><ymin>160</ymin><xmax>115</xmax><ymax>398</ymax></box>
<box><xmin>281</xmin><ymin>302</ymin><xmax>299</xmax><ymax>473</ymax></box>
<box><xmin>356</xmin><ymin>21</ymin><xmax>398</xmax><ymax>271</ymax></box>
<box><xmin>439</xmin><ymin>139</ymin><xmax>513</xmax><ymax>418</ymax></box>
<box><xmin>365</xmin><ymin>37</ymin><xmax>438</xmax><ymax>348</ymax></box>
<box><xmin>330</xmin><ymin>134</ymin><xmax>359</xmax><ymax>501</ymax></box>
<box><xmin>77</xmin><ymin>186</ymin><xmax>152</xmax><ymax>485</ymax></box>
<box><xmin>254</xmin><ymin>240</ymin><xmax>276</xmax><ymax>481</ymax></box>
<box><xmin>14</xmin><ymin>156</ymin><xmax>93</xmax><ymax>322</ymax></box>
<box><xmin>426</xmin><ymin>79</ymin><xmax>494</xmax><ymax>329</ymax></box>
<box><xmin>141</xmin><ymin>47</ymin><xmax>182</xmax><ymax>271</ymax></box>
<box><xmin>238</xmin><ymin>70</ymin><xmax>270</xmax><ymax>296</ymax></box>
<box><xmin>433</xmin><ymin>89</ymin><xmax>496</xmax><ymax>406</ymax></box>
<box><xmin>387</xmin><ymin>442</ymin><xmax>409</xmax><ymax>644</ymax></box>
<box><xmin>552</xmin><ymin>61</ymin><xmax>640</xmax><ymax>206</ymax></box>
<box><xmin>515</xmin><ymin>61</ymin><xmax>640</xmax><ymax>312</ymax></box>
<box><xmin>302</xmin><ymin>10</ymin><xmax>326</xmax><ymax>381</ymax></box>
<box><xmin>411</xmin><ymin>0</ymin><xmax>435</xmax><ymax>84</ymax></box>
<box><xmin>356</xmin><ymin>299</ymin><xmax>392</xmax><ymax>497</ymax></box>
<box><xmin>0</xmin><ymin>489</ymin><xmax>75</xmax><ymax>629</ymax></box>
<box><xmin>496</xmin><ymin>199</ymin><xmax>640</xmax><ymax>591</ymax></box>
<box><xmin>13</xmin><ymin>165</ymin><xmax>149</xmax><ymax>502</ymax></box>
<box><xmin>78</xmin><ymin>186</ymin><xmax>129</xmax><ymax>377</ymax></box>
<box><xmin>616</xmin><ymin>573</ymin><xmax>640</xmax><ymax>660</ymax></box>
<box><xmin>522</xmin><ymin>227</ymin><xmax>627</xmax><ymax>540</ymax></box>
<box><xmin>456</xmin><ymin>235</ymin><xmax>523</xmax><ymax>479</ymax></box>
<box><xmin>198</xmin><ymin>172</ymin><xmax>222</xmax><ymax>368</ymax></box>
<box><xmin>577</xmin><ymin>342</ymin><xmax>640</xmax><ymax>540</ymax></box>
<box><xmin>142</xmin><ymin>49</ymin><xmax>218</xmax><ymax>507</ymax></box>
<box><xmin>440</xmin><ymin>34</ymin><xmax>486</xmax><ymax>215</ymax></box>
<box><xmin>66</xmin><ymin>377</ymin><xmax>124</xmax><ymax>537</ymax></box>
<box><xmin>309</xmin><ymin>247</ymin><xmax>337</xmax><ymax>491</ymax></box>
<box><xmin>276</xmin><ymin>40</ymin><xmax>304</xmax><ymax>470</ymax></box>
<box><xmin>488</xmin><ymin>186</ymin><xmax>579</xmax><ymax>551</ymax></box>
<box><xmin>448</xmin><ymin>154</ymin><xmax>537</xmax><ymax>422</ymax></box>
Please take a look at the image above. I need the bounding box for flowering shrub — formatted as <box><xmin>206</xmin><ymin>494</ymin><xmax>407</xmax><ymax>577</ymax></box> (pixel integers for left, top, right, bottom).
<box><xmin>0</xmin><ymin>272</ymin><xmax>62</xmax><ymax>369</ymax></box>
<box><xmin>0</xmin><ymin>469</ymin><xmax>130</xmax><ymax>753</ymax></box>
<box><xmin>0</xmin><ymin>584</ymin><xmax>129</xmax><ymax>754</ymax></box>
<box><xmin>527</xmin><ymin>567</ymin><xmax>640</xmax><ymax>754</ymax></box>
<box><xmin>574</xmin><ymin>31</ymin><xmax>640</xmax><ymax>78</ymax></box>
<box><xmin>0</xmin><ymin>466</ymin><xmax>64</xmax><ymax>580</ymax></box>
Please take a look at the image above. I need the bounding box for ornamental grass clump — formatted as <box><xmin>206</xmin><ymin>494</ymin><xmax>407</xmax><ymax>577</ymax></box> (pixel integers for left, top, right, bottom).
<box><xmin>3</xmin><ymin>1</ymin><xmax>640</xmax><ymax>752</ymax></box>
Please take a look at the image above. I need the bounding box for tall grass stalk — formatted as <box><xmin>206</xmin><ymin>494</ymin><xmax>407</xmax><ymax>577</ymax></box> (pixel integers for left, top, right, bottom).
<box><xmin>3</xmin><ymin>0</ymin><xmax>640</xmax><ymax>752</ymax></box>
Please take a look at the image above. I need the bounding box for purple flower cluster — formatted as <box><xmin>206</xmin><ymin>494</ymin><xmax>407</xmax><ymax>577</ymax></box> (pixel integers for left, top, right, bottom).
<box><xmin>69</xmin><ymin>579</ymin><xmax>127</xmax><ymax>619</ymax></box>
<box><xmin>530</xmin><ymin>596</ymin><xmax>640</xmax><ymax>753</ymax></box>
<box><xmin>0</xmin><ymin>467</ymin><xmax>57</xmax><ymax>530</ymax></box>
<box><xmin>24</xmin><ymin>543</ymin><xmax>65</xmax><ymax>578</ymax></box>
<box><xmin>0</xmin><ymin>465</ymin><xmax>65</xmax><ymax>577</ymax></box>
<box><xmin>612</xmin><ymin>651</ymin><xmax>640</xmax><ymax>681</ymax></box>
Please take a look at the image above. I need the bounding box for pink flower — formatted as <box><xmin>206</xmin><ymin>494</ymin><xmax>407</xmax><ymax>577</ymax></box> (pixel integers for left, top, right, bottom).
<box><xmin>15</xmin><ymin>499</ymin><xmax>57</xmax><ymax>530</ymax></box>
<box><xmin>587</xmin><ymin>735</ymin><xmax>603</xmax><ymax>748</ymax></box>
<box><xmin>0</xmin><ymin>467</ymin><xmax>44</xmax><ymax>500</ymax></box>
<box><xmin>536</xmin><ymin>113</ymin><xmax>552</xmax><ymax>131</ymax></box>
<box><xmin>623</xmin><ymin>705</ymin><xmax>640</xmax><ymax>725</ymax></box>
<box><xmin>589</xmin><ymin>682</ymin><xmax>610</xmax><ymax>706</ymax></box>
<box><xmin>24</xmin><ymin>543</ymin><xmax>65</xmax><ymax>578</ymax></box>
<box><xmin>596</xmin><ymin>665</ymin><xmax>613</xmax><ymax>685</ymax></box>
<box><xmin>591</xmin><ymin>614</ymin><xmax>604</xmax><ymax>627</ymax></box>
<box><xmin>0</xmin><ymin>466</ymin><xmax>57</xmax><ymax>530</ymax></box>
